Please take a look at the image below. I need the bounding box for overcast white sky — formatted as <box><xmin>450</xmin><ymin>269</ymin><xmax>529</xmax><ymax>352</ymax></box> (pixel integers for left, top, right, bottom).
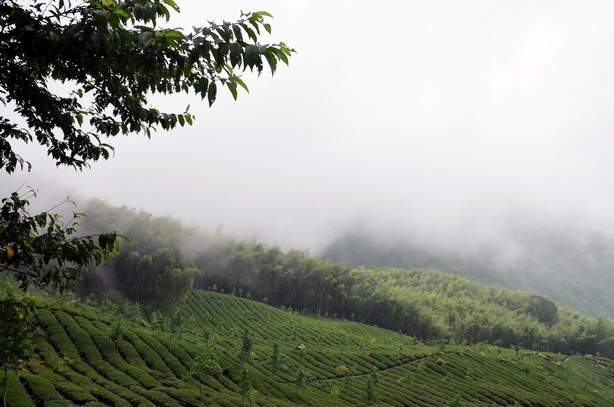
<box><xmin>4</xmin><ymin>1</ymin><xmax>614</xmax><ymax>251</ymax></box>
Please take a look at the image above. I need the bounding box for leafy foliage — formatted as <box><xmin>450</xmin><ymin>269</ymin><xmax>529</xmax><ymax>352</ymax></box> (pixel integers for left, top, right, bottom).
<box><xmin>0</xmin><ymin>189</ymin><xmax>123</xmax><ymax>293</ymax></box>
<box><xmin>294</xmin><ymin>368</ymin><xmax>311</xmax><ymax>397</ymax></box>
<box><xmin>362</xmin><ymin>371</ymin><xmax>378</xmax><ymax>405</ymax></box>
<box><xmin>185</xmin><ymin>342</ymin><xmax>222</xmax><ymax>401</ymax></box>
<box><xmin>0</xmin><ymin>0</ymin><xmax>294</xmax><ymax>172</ymax></box>
<box><xmin>266</xmin><ymin>341</ymin><xmax>287</xmax><ymax>376</ymax></box>
<box><xmin>527</xmin><ymin>294</ymin><xmax>559</xmax><ymax>325</ymax></box>
<box><xmin>112</xmin><ymin>247</ymin><xmax>196</xmax><ymax>308</ymax></box>
<box><xmin>77</xmin><ymin>201</ymin><xmax>201</xmax><ymax>308</ymax></box>
<box><xmin>237</xmin><ymin>367</ymin><xmax>254</xmax><ymax>406</ymax></box>
<box><xmin>0</xmin><ymin>280</ymin><xmax>39</xmax><ymax>407</ymax></box>
<box><xmin>238</xmin><ymin>328</ymin><xmax>253</xmax><ymax>364</ymax></box>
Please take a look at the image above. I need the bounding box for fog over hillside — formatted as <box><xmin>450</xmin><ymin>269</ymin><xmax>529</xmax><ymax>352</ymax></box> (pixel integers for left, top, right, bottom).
<box><xmin>3</xmin><ymin>1</ymin><xmax>614</xmax><ymax>315</ymax></box>
<box><xmin>321</xmin><ymin>218</ymin><xmax>614</xmax><ymax>319</ymax></box>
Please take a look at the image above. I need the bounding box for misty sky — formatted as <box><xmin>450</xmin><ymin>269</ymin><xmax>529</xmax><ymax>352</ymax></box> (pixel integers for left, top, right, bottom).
<box><xmin>4</xmin><ymin>1</ymin><xmax>614</xmax><ymax>251</ymax></box>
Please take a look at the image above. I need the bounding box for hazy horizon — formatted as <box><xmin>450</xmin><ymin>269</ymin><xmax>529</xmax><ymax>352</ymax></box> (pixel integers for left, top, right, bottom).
<box><xmin>3</xmin><ymin>0</ymin><xmax>614</xmax><ymax>255</ymax></box>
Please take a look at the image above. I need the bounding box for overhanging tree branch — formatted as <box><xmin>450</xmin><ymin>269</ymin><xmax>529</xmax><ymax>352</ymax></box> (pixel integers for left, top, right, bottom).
<box><xmin>0</xmin><ymin>0</ymin><xmax>294</xmax><ymax>173</ymax></box>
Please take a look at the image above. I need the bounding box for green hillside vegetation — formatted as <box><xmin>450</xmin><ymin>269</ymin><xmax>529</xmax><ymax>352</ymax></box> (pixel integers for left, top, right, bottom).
<box><xmin>6</xmin><ymin>289</ymin><xmax>614</xmax><ymax>406</ymax></box>
<box><xmin>76</xmin><ymin>201</ymin><xmax>614</xmax><ymax>359</ymax></box>
<box><xmin>322</xmin><ymin>230</ymin><xmax>614</xmax><ymax>319</ymax></box>
<box><xmin>358</xmin><ymin>268</ymin><xmax>607</xmax><ymax>355</ymax></box>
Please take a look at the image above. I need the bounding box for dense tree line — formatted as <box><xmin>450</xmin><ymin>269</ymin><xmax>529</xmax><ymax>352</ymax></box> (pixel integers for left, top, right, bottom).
<box><xmin>368</xmin><ymin>268</ymin><xmax>614</xmax><ymax>356</ymax></box>
<box><xmin>77</xmin><ymin>200</ymin><xmax>200</xmax><ymax>309</ymax></box>
<box><xmin>78</xmin><ymin>201</ymin><xmax>614</xmax><ymax>357</ymax></box>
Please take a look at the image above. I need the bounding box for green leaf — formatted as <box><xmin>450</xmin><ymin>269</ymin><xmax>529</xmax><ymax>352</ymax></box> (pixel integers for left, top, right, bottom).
<box><xmin>230</xmin><ymin>75</ymin><xmax>249</xmax><ymax>93</ymax></box>
<box><xmin>93</xmin><ymin>250</ymin><xmax>102</xmax><ymax>265</ymax></box>
<box><xmin>264</xmin><ymin>50</ymin><xmax>277</xmax><ymax>74</ymax></box>
<box><xmin>222</xmin><ymin>26</ymin><xmax>236</xmax><ymax>43</ymax></box>
<box><xmin>232</xmin><ymin>24</ymin><xmax>243</xmax><ymax>42</ymax></box>
<box><xmin>29</xmin><ymin>297</ymin><xmax>46</xmax><ymax>308</ymax></box>
<box><xmin>227</xmin><ymin>81</ymin><xmax>238</xmax><ymax>100</ymax></box>
<box><xmin>163</xmin><ymin>29</ymin><xmax>184</xmax><ymax>39</ymax></box>
<box><xmin>198</xmin><ymin>78</ymin><xmax>209</xmax><ymax>99</ymax></box>
<box><xmin>207</xmin><ymin>82</ymin><xmax>217</xmax><ymax>106</ymax></box>
<box><xmin>247</xmin><ymin>18</ymin><xmax>261</xmax><ymax>35</ymax></box>
<box><xmin>229</xmin><ymin>43</ymin><xmax>243</xmax><ymax>67</ymax></box>
<box><xmin>98</xmin><ymin>234</ymin><xmax>108</xmax><ymax>248</ymax></box>
<box><xmin>240</xmin><ymin>23</ymin><xmax>258</xmax><ymax>42</ymax></box>
<box><xmin>163</xmin><ymin>0</ymin><xmax>180</xmax><ymax>12</ymax></box>
<box><xmin>244</xmin><ymin>45</ymin><xmax>262</xmax><ymax>72</ymax></box>
<box><xmin>133</xmin><ymin>3</ymin><xmax>144</xmax><ymax>20</ymax></box>
<box><xmin>91</xmin><ymin>9</ymin><xmax>109</xmax><ymax>17</ymax></box>
<box><xmin>110</xmin><ymin>6</ymin><xmax>130</xmax><ymax>18</ymax></box>
<box><xmin>255</xmin><ymin>11</ymin><xmax>274</xmax><ymax>18</ymax></box>
<box><xmin>272</xmin><ymin>47</ymin><xmax>289</xmax><ymax>65</ymax></box>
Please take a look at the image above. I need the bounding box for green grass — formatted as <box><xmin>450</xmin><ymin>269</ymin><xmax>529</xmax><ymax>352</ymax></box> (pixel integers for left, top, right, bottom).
<box><xmin>7</xmin><ymin>289</ymin><xmax>614</xmax><ymax>406</ymax></box>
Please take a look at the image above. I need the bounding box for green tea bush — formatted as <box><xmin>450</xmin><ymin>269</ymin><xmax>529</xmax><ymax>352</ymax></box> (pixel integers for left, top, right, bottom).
<box><xmin>4</xmin><ymin>373</ymin><xmax>35</xmax><ymax>407</ymax></box>
<box><xmin>11</xmin><ymin>290</ymin><xmax>614</xmax><ymax>406</ymax></box>
<box><xmin>19</xmin><ymin>372</ymin><xmax>65</xmax><ymax>405</ymax></box>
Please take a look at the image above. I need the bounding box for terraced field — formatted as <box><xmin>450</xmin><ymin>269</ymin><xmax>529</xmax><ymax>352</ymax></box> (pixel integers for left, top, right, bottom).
<box><xmin>7</xmin><ymin>289</ymin><xmax>614</xmax><ymax>406</ymax></box>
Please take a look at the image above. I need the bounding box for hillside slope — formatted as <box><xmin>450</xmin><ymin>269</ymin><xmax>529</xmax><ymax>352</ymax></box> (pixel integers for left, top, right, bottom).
<box><xmin>7</xmin><ymin>290</ymin><xmax>614</xmax><ymax>406</ymax></box>
<box><xmin>76</xmin><ymin>201</ymin><xmax>614</xmax><ymax>357</ymax></box>
<box><xmin>322</xmin><ymin>230</ymin><xmax>614</xmax><ymax>319</ymax></box>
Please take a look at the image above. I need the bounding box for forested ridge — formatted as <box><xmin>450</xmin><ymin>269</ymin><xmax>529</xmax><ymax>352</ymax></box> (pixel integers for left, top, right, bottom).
<box><xmin>323</xmin><ymin>230</ymin><xmax>614</xmax><ymax>319</ymax></box>
<box><xmin>77</xmin><ymin>200</ymin><xmax>614</xmax><ymax>359</ymax></box>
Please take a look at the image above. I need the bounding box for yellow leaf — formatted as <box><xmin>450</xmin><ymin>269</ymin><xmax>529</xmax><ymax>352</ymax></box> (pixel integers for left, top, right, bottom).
<box><xmin>5</xmin><ymin>245</ymin><xmax>14</xmax><ymax>259</ymax></box>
